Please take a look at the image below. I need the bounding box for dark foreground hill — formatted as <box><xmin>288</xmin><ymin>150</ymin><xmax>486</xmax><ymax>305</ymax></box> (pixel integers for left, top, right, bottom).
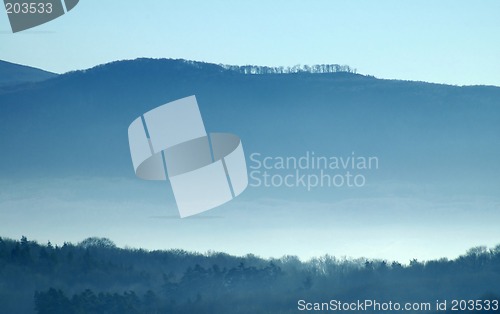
<box><xmin>0</xmin><ymin>236</ymin><xmax>499</xmax><ymax>313</ymax></box>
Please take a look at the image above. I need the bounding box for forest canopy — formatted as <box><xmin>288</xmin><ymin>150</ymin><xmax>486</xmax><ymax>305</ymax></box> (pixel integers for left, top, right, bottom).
<box><xmin>0</xmin><ymin>236</ymin><xmax>499</xmax><ymax>314</ymax></box>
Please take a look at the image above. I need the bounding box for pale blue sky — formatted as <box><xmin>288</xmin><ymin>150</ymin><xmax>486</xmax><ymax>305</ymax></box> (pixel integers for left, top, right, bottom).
<box><xmin>1</xmin><ymin>0</ymin><xmax>499</xmax><ymax>86</ymax></box>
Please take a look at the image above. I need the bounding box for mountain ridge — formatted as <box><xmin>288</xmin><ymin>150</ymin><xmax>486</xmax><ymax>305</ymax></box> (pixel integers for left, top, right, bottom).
<box><xmin>0</xmin><ymin>60</ymin><xmax>58</xmax><ymax>87</ymax></box>
<box><xmin>0</xmin><ymin>57</ymin><xmax>499</xmax><ymax>190</ymax></box>
<box><xmin>3</xmin><ymin>58</ymin><xmax>500</xmax><ymax>90</ymax></box>
<box><xmin>52</xmin><ymin>57</ymin><xmax>500</xmax><ymax>89</ymax></box>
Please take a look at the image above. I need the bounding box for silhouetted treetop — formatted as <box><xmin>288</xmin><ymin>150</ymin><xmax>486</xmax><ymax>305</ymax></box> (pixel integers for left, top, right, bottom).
<box><xmin>78</xmin><ymin>237</ymin><xmax>116</xmax><ymax>249</ymax></box>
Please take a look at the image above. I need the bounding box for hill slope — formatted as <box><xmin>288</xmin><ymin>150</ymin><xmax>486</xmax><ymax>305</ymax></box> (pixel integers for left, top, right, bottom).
<box><xmin>0</xmin><ymin>60</ymin><xmax>57</xmax><ymax>87</ymax></box>
<box><xmin>0</xmin><ymin>58</ymin><xmax>498</xmax><ymax>187</ymax></box>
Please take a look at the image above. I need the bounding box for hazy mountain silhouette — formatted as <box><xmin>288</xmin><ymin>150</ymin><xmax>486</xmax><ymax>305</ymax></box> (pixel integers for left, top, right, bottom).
<box><xmin>0</xmin><ymin>58</ymin><xmax>498</xmax><ymax>189</ymax></box>
<box><xmin>0</xmin><ymin>60</ymin><xmax>57</xmax><ymax>88</ymax></box>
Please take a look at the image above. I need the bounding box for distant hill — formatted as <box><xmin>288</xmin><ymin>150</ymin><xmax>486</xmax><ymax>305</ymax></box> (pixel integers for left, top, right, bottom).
<box><xmin>0</xmin><ymin>58</ymin><xmax>499</xmax><ymax>190</ymax></box>
<box><xmin>0</xmin><ymin>60</ymin><xmax>57</xmax><ymax>87</ymax></box>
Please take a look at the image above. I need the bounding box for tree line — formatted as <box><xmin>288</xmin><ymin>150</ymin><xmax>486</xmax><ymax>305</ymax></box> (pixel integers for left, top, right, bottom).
<box><xmin>178</xmin><ymin>58</ymin><xmax>357</xmax><ymax>74</ymax></box>
<box><xmin>0</xmin><ymin>236</ymin><xmax>499</xmax><ymax>313</ymax></box>
<box><xmin>221</xmin><ymin>63</ymin><xmax>357</xmax><ymax>74</ymax></box>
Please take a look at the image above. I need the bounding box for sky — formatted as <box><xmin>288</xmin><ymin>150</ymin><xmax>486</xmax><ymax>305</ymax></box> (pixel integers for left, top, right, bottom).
<box><xmin>0</xmin><ymin>0</ymin><xmax>500</xmax><ymax>86</ymax></box>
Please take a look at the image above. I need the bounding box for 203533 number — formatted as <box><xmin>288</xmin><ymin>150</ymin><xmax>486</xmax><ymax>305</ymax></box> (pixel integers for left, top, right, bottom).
<box><xmin>5</xmin><ymin>2</ymin><xmax>53</xmax><ymax>14</ymax></box>
<box><xmin>450</xmin><ymin>300</ymin><xmax>499</xmax><ymax>311</ymax></box>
